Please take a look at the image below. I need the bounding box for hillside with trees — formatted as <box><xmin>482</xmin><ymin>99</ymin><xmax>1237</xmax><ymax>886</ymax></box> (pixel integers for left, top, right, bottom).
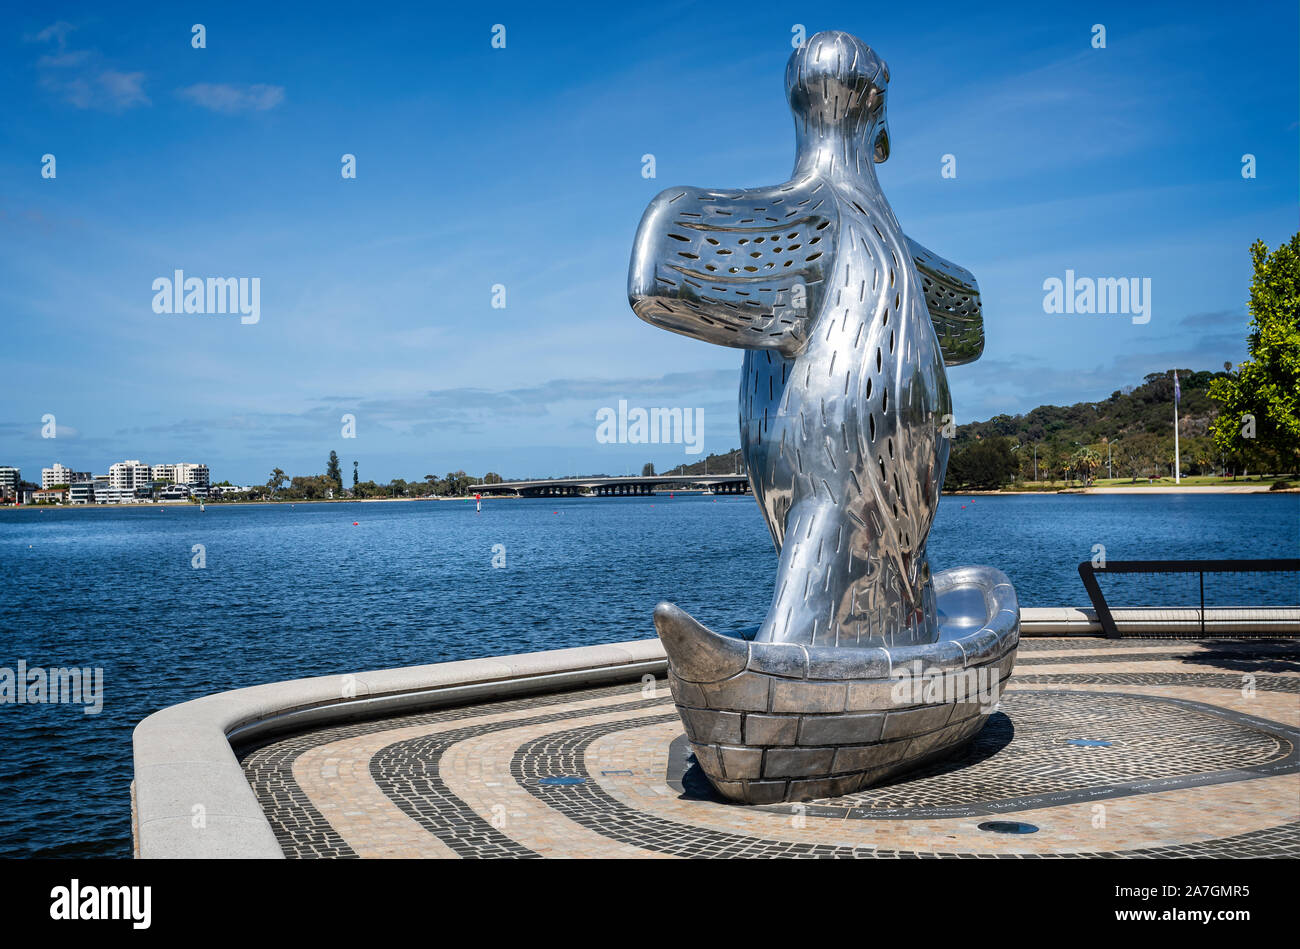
<box><xmin>949</xmin><ymin>234</ymin><xmax>1298</xmax><ymax>489</ymax></box>
<box><xmin>948</xmin><ymin>368</ymin><xmax>1238</xmax><ymax>487</ymax></box>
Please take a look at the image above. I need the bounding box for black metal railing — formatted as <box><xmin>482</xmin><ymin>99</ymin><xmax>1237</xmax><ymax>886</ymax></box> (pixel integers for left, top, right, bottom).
<box><xmin>1077</xmin><ymin>558</ymin><xmax>1300</xmax><ymax>638</ymax></box>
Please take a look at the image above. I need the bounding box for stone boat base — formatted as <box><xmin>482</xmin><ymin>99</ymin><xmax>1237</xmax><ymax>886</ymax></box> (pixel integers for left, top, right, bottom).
<box><xmin>655</xmin><ymin>566</ymin><xmax>1021</xmax><ymax>804</ymax></box>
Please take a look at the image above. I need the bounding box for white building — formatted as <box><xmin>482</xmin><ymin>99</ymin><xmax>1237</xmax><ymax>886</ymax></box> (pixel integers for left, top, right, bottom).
<box><xmin>0</xmin><ymin>466</ymin><xmax>20</xmax><ymax>499</ymax></box>
<box><xmin>41</xmin><ymin>463</ymin><xmax>92</xmax><ymax>489</ymax></box>
<box><xmin>151</xmin><ymin>463</ymin><xmax>210</xmax><ymax>489</ymax></box>
<box><xmin>209</xmin><ymin>484</ymin><xmax>249</xmax><ymax>497</ymax></box>
<box><xmin>109</xmin><ymin>460</ymin><xmax>152</xmax><ymax>490</ymax></box>
<box><xmin>94</xmin><ymin>485</ymin><xmax>141</xmax><ymax>504</ymax></box>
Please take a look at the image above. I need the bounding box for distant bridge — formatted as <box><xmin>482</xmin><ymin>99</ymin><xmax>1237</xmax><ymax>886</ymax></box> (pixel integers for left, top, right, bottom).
<box><xmin>468</xmin><ymin>473</ymin><xmax>750</xmax><ymax>497</ymax></box>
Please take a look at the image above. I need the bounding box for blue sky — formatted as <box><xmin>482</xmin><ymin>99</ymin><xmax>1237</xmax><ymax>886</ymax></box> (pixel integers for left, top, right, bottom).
<box><xmin>1</xmin><ymin>1</ymin><xmax>1295</xmax><ymax>484</ymax></box>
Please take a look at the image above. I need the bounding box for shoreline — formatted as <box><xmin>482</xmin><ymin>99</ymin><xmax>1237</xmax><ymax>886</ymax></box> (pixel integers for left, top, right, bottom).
<box><xmin>4</xmin><ymin>481</ymin><xmax>1297</xmax><ymax>513</ymax></box>
<box><xmin>947</xmin><ymin>483</ymin><xmax>1296</xmax><ymax>495</ymax></box>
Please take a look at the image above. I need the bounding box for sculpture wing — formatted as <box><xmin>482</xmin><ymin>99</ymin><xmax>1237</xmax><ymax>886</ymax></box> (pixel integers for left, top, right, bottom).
<box><xmin>907</xmin><ymin>237</ymin><xmax>984</xmax><ymax>366</ymax></box>
<box><xmin>628</xmin><ymin>181</ymin><xmax>984</xmax><ymax>365</ymax></box>
<box><xmin>628</xmin><ymin>179</ymin><xmax>837</xmax><ymax>356</ymax></box>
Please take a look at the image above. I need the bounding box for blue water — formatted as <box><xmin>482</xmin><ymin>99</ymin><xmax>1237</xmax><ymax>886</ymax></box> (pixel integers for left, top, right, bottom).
<box><xmin>0</xmin><ymin>493</ymin><xmax>1296</xmax><ymax>857</ymax></box>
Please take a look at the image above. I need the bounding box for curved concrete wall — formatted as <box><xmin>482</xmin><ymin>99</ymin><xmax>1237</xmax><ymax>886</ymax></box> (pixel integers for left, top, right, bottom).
<box><xmin>131</xmin><ymin>639</ymin><xmax>666</xmax><ymax>858</ymax></box>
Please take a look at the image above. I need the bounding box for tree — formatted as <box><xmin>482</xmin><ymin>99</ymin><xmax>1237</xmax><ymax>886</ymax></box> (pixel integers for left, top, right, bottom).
<box><xmin>1118</xmin><ymin>433</ymin><xmax>1161</xmax><ymax>479</ymax></box>
<box><xmin>326</xmin><ymin>451</ymin><xmax>342</xmax><ymax>489</ymax></box>
<box><xmin>267</xmin><ymin>468</ymin><xmax>287</xmax><ymax>496</ymax></box>
<box><xmin>442</xmin><ymin>470</ymin><xmax>471</xmax><ymax>496</ymax></box>
<box><xmin>641</xmin><ymin>462</ymin><xmax>656</xmax><ymax>477</ymax></box>
<box><xmin>946</xmin><ymin>436</ymin><xmax>1017</xmax><ymax>489</ymax></box>
<box><xmin>1073</xmin><ymin>445</ymin><xmax>1100</xmax><ymax>485</ymax></box>
<box><xmin>1209</xmin><ymin>234</ymin><xmax>1300</xmax><ymax>474</ymax></box>
<box><xmin>483</xmin><ymin>472</ymin><xmax>504</xmax><ymax>484</ymax></box>
<box><xmin>352</xmin><ymin>461</ymin><xmax>359</xmax><ymax>493</ymax></box>
<box><xmin>287</xmin><ymin>475</ymin><xmax>331</xmax><ymax>499</ymax></box>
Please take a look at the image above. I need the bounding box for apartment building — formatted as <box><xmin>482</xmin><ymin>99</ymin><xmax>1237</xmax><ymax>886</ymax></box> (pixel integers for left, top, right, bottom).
<box><xmin>151</xmin><ymin>463</ymin><xmax>211</xmax><ymax>490</ymax></box>
<box><xmin>0</xmin><ymin>466</ymin><xmax>20</xmax><ymax>500</ymax></box>
<box><xmin>108</xmin><ymin>460</ymin><xmax>152</xmax><ymax>490</ymax></box>
<box><xmin>41</xmin><ymin>463</ymin><xmax>92</xmax><ymax>489</ymax></box>
<box><xmin>94</xmin><ymin>485</ymin><xmax>145</xmax><ymax>504</ymax></box>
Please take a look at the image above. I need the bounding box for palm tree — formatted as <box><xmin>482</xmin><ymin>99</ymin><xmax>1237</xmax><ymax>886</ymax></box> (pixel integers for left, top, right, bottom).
<box><xmin>1073</xmin><ymin>446</ymin><xmax>1101</xmax><ymax>486</ymax></box>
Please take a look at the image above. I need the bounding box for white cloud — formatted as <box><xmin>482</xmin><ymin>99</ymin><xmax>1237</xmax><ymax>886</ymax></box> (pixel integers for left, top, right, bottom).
<box><xmin>29</xmin><ymin>21</ymin><xmax>149</xmax><ymax>111</ymax></box>
<box><xmin>177</xmin><ymin>83</ymin><xmax>285</xmax><ymax>114</ymax></box>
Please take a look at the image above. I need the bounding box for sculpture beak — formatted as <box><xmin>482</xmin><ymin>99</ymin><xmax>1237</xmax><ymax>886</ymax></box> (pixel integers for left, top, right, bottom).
<box><xmin>653</xmin><ymin>602</ymin><xmax>749</xmax><ymax>683</ymax></box>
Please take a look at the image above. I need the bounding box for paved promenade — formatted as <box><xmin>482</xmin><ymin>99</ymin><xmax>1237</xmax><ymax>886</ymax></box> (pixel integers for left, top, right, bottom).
<box><xmin>239</xmin><ymin>637</ymin><xmax>1300</xmax><ymax>858</ymax></box>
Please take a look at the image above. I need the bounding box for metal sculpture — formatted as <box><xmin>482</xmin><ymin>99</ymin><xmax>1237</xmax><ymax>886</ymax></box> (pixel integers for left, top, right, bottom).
<box><xmin>628</xmin><ymin>30</ymin><xmax>1019</xmax><ymax>804</ymax></box>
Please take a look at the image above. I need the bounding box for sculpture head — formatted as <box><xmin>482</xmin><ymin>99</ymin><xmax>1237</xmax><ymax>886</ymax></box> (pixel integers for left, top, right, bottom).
<box><xmin>628</xmin><ymin>30</ymin><xmax>981</xmax><ymax>364</ymax></box>
<box><xmin>786</xmin><ymin>31</ymin><xmax>890</xmax><ymax>164</ymax></box>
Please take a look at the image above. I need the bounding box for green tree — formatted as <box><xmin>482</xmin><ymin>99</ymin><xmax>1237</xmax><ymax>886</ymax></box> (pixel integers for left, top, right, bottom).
<box><xmin>1073</xmin><ymin>445</ymin><xmax>1100</xmax><ymax>485</ymax></box>
<box><xmin>267</xmin><ymin>467</ymin><xmax>287</xmax><ymax>496</ymax></box>
<box><xmin>1209</xmin><ymin>235</ymin><xmax>1300</xmax><ymax>474</ymax></box>
<box><xmin>352</xmin><ymin>461</ymin><xmax>359</xmax><ymax>493</ymax></box>
<box><xmin>442</xmin><ymin>470</ymin><xmax>471</xmax><ymax>496</ymax></box>
<box><xmin>1117</xmin><ymin>433</ymin><xmax>1161</xmax><ymax>479</ymax></box>
<box><xmin>326</xmin><ymin>451</ymin><xmax>342</xmax><ymax>489</ymax></box>
<box><xmin>641</xmin><ymin>462</ymin><xmax>655</xmax><ymax>477</ymax></box>
<box><xmin>946</xmin><ymin>436</ymin><xmax>1017</xmax><ymax>489</ymax></box>
<box><xmin>287</xmin><ymin>474</ymin><xmax>332</xmax><ymax>499</ymax></box>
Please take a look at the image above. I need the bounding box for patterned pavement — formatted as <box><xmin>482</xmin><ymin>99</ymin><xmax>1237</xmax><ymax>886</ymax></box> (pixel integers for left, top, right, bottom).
<box><xmin>238</xmin><ymin>637</ymin><xmax>1300</xmax><ymax>858</ymax></box>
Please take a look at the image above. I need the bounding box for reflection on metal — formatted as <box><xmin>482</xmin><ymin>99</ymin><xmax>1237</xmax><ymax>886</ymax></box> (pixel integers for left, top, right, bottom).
<box><xmin>628</xmin><ymin>30</ymin><xmax>1019</xmax><ymax>803</ymax></box>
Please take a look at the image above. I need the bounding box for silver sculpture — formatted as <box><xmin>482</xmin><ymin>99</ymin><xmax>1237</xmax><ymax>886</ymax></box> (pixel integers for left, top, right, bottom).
<box><xmin>629</xmin><ymin>31</ymin><xmax>1019</xmax><ymax>804</ymax></box>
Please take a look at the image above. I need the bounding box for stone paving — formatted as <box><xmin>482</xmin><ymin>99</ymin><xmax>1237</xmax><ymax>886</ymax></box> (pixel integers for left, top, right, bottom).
<box><xmin>238</xmin><ymin>637</ymin><xmax>1300</xmax><ymax>858</ymax></box>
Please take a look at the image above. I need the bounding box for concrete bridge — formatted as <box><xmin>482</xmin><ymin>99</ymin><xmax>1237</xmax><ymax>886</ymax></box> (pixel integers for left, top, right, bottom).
<box><xmin>469</xmin><ymin>473</ymin><xmax>750</xmax><ymax>497</ymax></box>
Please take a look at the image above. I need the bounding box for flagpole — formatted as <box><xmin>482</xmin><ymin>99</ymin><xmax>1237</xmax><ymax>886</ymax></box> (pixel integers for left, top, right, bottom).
<box><xmin>1173</xmin><ymin>370</ymin><xmax>1181</xmax><ymax>485</ymax></box>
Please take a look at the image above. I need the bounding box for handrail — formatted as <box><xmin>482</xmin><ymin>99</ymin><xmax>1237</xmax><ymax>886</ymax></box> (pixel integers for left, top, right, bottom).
<box><xmin>1077</xmin><ymin>559</ymin><xmax>1300</xmax><ymax>638</ymax></box>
